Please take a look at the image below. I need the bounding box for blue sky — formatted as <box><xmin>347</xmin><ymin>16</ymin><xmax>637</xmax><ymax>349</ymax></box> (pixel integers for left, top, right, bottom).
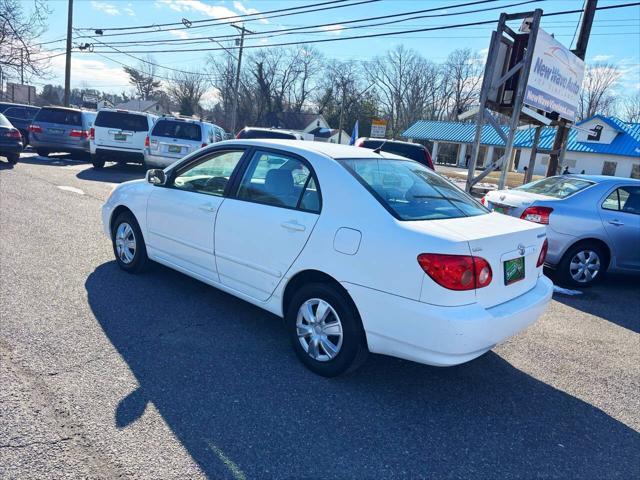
<box><xmin>30</xmin><ymin>0</ymin><xmax>640</xmax><ymax>95</ymax></box>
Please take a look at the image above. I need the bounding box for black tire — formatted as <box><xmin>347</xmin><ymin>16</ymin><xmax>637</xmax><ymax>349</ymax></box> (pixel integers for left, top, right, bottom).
<box><xmin>7</xmin><ymin>153</ymin><xmax>19</xmax><ymax>164</ymax></box>
<box><xmin>111</xmin><ymin>211</ymin><xmax>148</xmax><ymax>273</ymax></box>
<box><xmin>286</xmin><ymin>283</ymin><xmax>368</xmax><ymax>377</ymax></box>
<box><xmin>92</xmin><ymin>154</ymin><xmax>105</xmax><ymax>169</ymax></box>
<box><xmin>555</xmin><ymin>241</ymin><xmax>608</xmax><ymax>288</ymax></box>
<box><xmin>37</xmin><ymin>149</ymin><xmax>49</xmax><ymax>157</ymax></box>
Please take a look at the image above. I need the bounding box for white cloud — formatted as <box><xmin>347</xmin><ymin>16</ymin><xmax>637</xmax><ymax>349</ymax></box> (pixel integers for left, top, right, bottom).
<box><xmin>320</xmin><ymin>25</ymin><xmax>344</xmax><ymax>36</ymax></box>
<box><xmin>50</xmin><ymin>55</ymin><xmax>131</xmax><ymax>90</ymax></box>
<box><xmin>156</xmin><ymin>0</ymin><xmax>267</xmax><ymax>23</ymax></box>
<box><xmin>91</xmin><ymin>1</ymin><xmax>121</xmax><ymax>16</ymax></box>
<box><xmin>591</xmin><ymin>54</ymin><xmax>613</xmax><ymax>62</ymax></box>
<box><xmin>168</xmin><ymin>30</ymin><xmax>190</xmax><ymax>40</ymax></box>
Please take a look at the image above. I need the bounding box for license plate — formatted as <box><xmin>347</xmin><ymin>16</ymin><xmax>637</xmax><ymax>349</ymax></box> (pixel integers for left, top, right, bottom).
<box><xmin>493</xmin><ymin>204</ymin><xmax>511</xmax><ymax>214</ymax></box>
<box><xmin>114</xmin><ymin>133</ymin><xmax>127</xmax><ymax>141</ymax></box>
<box><xmin>168</xmin><ymin>145</ymin><xmax>181</xmax><ymax>153</ymax></box>
<box><xmin>48</xmin><ymin>128</ymin><xmax>63</xmax><ymax>135</ymax></box>
<box><xmin>504</xmin><ymin>257</ymin><xmax>525</xmax><ymax>285</ymax></box>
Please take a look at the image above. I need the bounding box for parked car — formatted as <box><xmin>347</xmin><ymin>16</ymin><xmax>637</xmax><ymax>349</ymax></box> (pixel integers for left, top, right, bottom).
<box><xmin>144</xmin><ymin>116</ymin><xmax>222</xmax><ymax>168</ymax></box>
<box><xmin>0</xmin><ymin>113</ymin><xmax>23</xmax><ymax>164</ymax></box>
<box><xmin>483</xmin><ymin>175</ymin><xmax>640</xmax><ymax>287</ymax></box>
<box><xmin>29</xmin><ymin>106</ymin><xmax>96</xmax><ymax>158</ymax></box>
<box><xmin>90</xmin><ymin>109</ymin><xmax>157</xmax><ymax>169</ymax></box>
<box><xmin>0</xmin><ymin>102</ymin><xmax>40</xmax><ymax>145</ymax></box>
<box><xmin>102</xmin><ymin>140</ymin><xmax>552</xmax><ymax>376</ymax></box>
<box><xmin>355</xmin><ymin>138</ymin><xmax>434</xmax><ymax>170</ymax></box>
<box><xmin>236</xmin><ymin>127</ymin><xmax>308</xmax><ymax>140</ymax></box>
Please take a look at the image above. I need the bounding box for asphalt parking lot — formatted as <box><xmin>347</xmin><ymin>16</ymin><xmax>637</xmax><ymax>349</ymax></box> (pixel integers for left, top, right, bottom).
<box><xmin>1</xmin><ymin>152</ymin><xmax>639</xmax><ymax>479</ymax></box>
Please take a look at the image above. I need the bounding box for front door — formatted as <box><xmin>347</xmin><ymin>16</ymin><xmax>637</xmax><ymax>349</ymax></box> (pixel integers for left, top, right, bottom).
<box><xmin>215</xmin><ymin>149</ymin><xmax>321</xmax><ymax>301</ymax></box>
<box><xmin>145</xmin><ymin>149</ymin><xmax>246</xmax><ymax>281</ymax></box>
<box><xmin>600</xmin><ymin>185</ymin><xmax>640</xmax><ymax>270</ymax></box>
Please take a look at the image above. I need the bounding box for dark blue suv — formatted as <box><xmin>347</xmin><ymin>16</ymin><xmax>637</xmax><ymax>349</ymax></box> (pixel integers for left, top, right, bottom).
<box><xmin>0</xmin><ymin>102</ymin><xmax>40</xmax><ymax>146</ymax></box>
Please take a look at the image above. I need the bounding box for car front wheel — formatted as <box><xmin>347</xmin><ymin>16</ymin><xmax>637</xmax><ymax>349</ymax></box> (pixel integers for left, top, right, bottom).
<box><xmin>92</xmin><ymin>155</ymin><xmax>105</xmax><ymax>169</ymax></box>
<box><xmin>286</xmin><ymin>283</ymin><xmax>368</xmax><ymax>377</ymax></box>
<box><xmin>556</xmin><ymin>242</ymin><xmax>607</xmax><ymax>287</ymax></box>
<box><xmin>111</xmin><ymin>211</ymin><xmax>148</xmax><ymax>273</ymax></box>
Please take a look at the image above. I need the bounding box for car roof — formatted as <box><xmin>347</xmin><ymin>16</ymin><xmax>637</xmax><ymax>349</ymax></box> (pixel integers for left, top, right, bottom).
<box><xmin>562</xmin><ymin>174</ymin><xmax>640</xmax><ymax>184</ymax></box>
<box><xmin>357</xmin><ymin>137</ymin><xmax>422</xmax><ymax>147</ymax></box>
<box><xmin>242</xmin><ymin>126</ymin><xmax>300</xmax><ymax>134</ymax></box>
<box><xmin>215</xmin><ymin>138</ymin><xmax>406</xmax><ymax>160</ymax></box>
<box><xmin>41</xmin><ymin>105</ymin><xmax>83</xmax><ymax>112</ymax></box>
<box><xmin>98</xmin><ymin>108</ymin><xmax>153</xmax><ymax>116</ymax></box>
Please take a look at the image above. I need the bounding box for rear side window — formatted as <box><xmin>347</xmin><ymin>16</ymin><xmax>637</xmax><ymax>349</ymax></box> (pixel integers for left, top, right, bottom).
<box><xmin>95</xmin><ymin>111</ymin><xmax>149</xmax><ymax>131</ymax></box>
<box><xmin>602</xmin><ymin>187</ymin><xmax>640</xmax><ymax>215</ymax></box>
<box><xmin>339</xmin><ymin>158</ymin><xmax>486</xmax><ymax>221</ymax></box>
<box><xmin>515</xmin><ymin>176</ymin><xmax>594</xmax><ymax>198</ymax></box>
<box><xmin>151</xmin><ymin>120</ymin><xmax>202</xmax><ymax>141</ymax></box>
<box><xmin>35</xmin><ymin>108</ymin><xmax>81</xmax><ymax>126</ymax></box>
<box><xmin>238</xmin><ymin>129</ymin><xmax>296</xmax><ymax>140</ymax></box>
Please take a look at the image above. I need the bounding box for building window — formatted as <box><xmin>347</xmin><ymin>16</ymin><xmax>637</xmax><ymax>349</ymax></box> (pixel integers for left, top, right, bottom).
<box><xmin>602</xmin><ymin>161</ymin><xmax>617</xmax><ymax>176</ymax></box>
<box><xmin>631</xmin><ymin>164</ymin><xmax>640</xmax><ymax>179</ymax></box>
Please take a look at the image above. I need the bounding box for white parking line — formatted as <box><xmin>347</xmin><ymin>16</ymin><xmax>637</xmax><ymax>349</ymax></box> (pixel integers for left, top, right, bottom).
<box><xmin>57</xmin><ymin>185</ymin><xmax>85</xmax><ymax>195</ymax></box>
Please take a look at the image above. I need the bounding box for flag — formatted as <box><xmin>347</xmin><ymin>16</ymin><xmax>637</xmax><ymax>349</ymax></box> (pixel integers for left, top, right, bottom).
<box><xmin>349</xmin><ymin>120</ymin><xmax>359</xmax><ymax>145</ymax></box>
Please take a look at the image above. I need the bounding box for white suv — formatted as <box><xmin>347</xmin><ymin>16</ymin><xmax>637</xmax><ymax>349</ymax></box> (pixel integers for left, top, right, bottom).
<box><xmin>90</xmin><ymin>109</ymin><xmax>157</xmax><ymax>169</ymax></box>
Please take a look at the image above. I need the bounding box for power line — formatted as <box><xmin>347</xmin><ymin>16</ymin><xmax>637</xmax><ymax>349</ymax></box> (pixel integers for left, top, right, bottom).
<box><xmin>87</xmin><ymin>2</ymin><xmax>640</xmax><ymax>55</ymax></box>
<box><xmin>75</xmin><ymin>0</ymin><xmax>382</xmax><ymax>38</ymax></box>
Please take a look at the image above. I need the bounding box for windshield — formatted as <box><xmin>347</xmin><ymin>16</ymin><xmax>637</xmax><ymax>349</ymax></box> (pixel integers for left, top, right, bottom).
<box><xmin>152</xmin><ymin>120</ymin><xmax>202</xmax><ymax>141</ymax></box>
<box><xmin>515</xmin><ymin>176</ymin><xmax>594</xmax><ymax>199</ymax></box>
<box><xmin>95</xmin><ymin>111</ymin><xmax>148</xmax><ymax>131</ymax></box>
<box><xmin>339</xmin><ymin>158</ymin><xmax>488</xmax><ymax>221</ymax></box>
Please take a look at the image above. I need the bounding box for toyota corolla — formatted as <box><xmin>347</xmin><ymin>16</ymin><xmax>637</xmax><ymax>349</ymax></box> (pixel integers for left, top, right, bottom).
<box><xmin>102</xmin><ymin>140</ymin><xmax>553</xmax><ymax>376</ymax></box>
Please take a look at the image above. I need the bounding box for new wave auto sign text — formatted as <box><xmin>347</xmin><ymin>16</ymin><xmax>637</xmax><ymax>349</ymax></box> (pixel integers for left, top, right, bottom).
<box><xmin>524</xmin><ymin>29</ymin><xmax>585</xmax><ymax>122</ymax></box>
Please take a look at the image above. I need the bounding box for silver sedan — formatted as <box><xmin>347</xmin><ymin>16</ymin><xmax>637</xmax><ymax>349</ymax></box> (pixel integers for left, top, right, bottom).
<box><xmin>483</xmin><ymin>175</ymin><xmax>640</xmax><ymax>287</ymax></box>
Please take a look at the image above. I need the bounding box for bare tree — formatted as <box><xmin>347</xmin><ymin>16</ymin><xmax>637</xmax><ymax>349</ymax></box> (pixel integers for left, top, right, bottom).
<box><xmin>0</xmin><ymin>0</ymin><xmax>51</xmax><ymax>83</ymax></box>
<box><xmin>123</xmin><ymin>55</ymin><xmax>161</xmax><ymax>100</ymax></box>
<box><xmin>442</xmin><ymin>48</ymin><xmax>483</xmax><ymax>120</ymax></box>
<box><xmin>620</xmin><ymin>92</ymin><xmax>640</xmax><ymax>123</ymax></box>
<box><xmin>167</xmin><ymin>71</ymin><xmax>207</xmax><ymax>116</ymax></box>
<box><xmin>287</xmin><ymin>46</ymin><xmax>323</xmax><ymax>112</ymax></box>
<box><xmin>578</xmin><ymin>63</ymin><xmax>621</xmax><ymax>120</ymax></box>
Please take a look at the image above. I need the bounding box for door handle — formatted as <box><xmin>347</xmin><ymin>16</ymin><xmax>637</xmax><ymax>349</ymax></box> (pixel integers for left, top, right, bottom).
<box><xmin>281</xmin><ymin>221</ymin><xmax>306</xmax><ymax>232</ymax></box>
<box><xmin>608</xmin><ymin>220</ymin><xmax>624</xmax><ymax>226</ymax></box>
<box><xmin>198</xmin><ymin>204</ymin><xmax>217</xmax><ymax>213</ymax></box>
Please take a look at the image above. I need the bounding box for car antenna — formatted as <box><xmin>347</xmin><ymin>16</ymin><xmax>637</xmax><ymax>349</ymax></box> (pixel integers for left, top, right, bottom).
<box><xmin>372</xmin><ymin>138</ymin><xmax>390</xmax><ymax>154</ymax></box>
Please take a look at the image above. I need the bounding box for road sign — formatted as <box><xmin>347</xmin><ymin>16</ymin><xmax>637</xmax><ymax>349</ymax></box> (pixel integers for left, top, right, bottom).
<box><xmin>524</xmin><ymin>29</ymin><xmax>585</xmax><ymax>122</ymax></box>
<box><xmin>370</xmin><ymin>119</ymin><xmax>387</xmax><ymax>138</ymax></box>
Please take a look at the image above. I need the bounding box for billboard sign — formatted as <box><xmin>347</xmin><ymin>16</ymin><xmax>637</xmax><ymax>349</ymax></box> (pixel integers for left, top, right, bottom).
<box><xmin>524</xmin><ymin>29</ymin><xmax>585</xmax><ymax>122</ymax></box>
<box><xmin>370</xmin><ymin>118</ymin><xmax>387</xmax><ymax>138</ymax></box>
<box><xmin>6</xmin><ymin>83</ymin><xmax>36</xmax><ymax>104</ymax></box>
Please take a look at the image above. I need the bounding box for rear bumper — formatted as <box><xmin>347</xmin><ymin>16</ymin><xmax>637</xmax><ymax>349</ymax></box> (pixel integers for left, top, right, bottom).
<box><xmin>30</xmin><ymin>138</ymin><xmax>89</xmax><ymax>153</ymax></box>
<box><xmin>0</xmin><ymin>143</ymin><xmax>23</xmax><ymax>155</ymax></box>
<box><xmin>94</xmin><ymin>147</ymin><xmax>144</xmax><ymax>164</ymax></box>
<box><xmin>144</xmin><ymin>152</ymin><xmax>182</xmax><ymax>168</ymax></box>
<box><xmin>344</xmin><ymin>275</ymin><xmax>553</xmax><ymax>367</ymax></box>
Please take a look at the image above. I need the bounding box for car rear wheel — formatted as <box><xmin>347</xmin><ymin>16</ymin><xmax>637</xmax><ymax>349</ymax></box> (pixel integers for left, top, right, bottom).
<box><xmin>111</xmin><ymin>211</ymin><xmax>148</xmax><ymax>273</ymax></box>
<box><xmin>7</xmin><ymin>153</ymin><xmax>19</xmax><ymax>164</ymax></box>
<box><xmin>286</xmin><ymin>283</ymin><xmax>368</xmax><ymax>377</ymax></box>
<box><xmin>556</xmin><ymin>242</ymin><xmax>607</xmax><ymax>287</ymax></box>
<box><xmin>92</xmin><ymin>154</ymin><xmax>105</xmax><ymax>169</ymax></box>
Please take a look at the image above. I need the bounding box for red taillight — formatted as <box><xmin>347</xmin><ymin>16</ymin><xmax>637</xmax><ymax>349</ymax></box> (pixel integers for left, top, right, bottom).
<box><xmin>423</xmin><ymin>148</ymin><xmax>434</xmax><ymax>170</ymax></box>
<box><xmin>69</xmin><ymin>129</ymin><xmax>89</xmax><ymax>138</ymax></box>
<box><xmin>520</xmin><ymin>206</ymin><xmax>553</xmax><ymax>224</ymax></box>
<box><xmin>480</xmin><ymin>196</ymin><xmax>486</xmax><ymax>206</ymax></box>
<box><xmin>235</xmin><ymin>130</ymin><xmax>242</xmax><ymax>139</ymax></box>
<box><xmin>3</xmin><ymin>129</ymin><xmax>22</xmax><ymax>139</ymax></box>
<box><xmin>89</xmin><ymin>127</ymin><xmax>95</xmax><ymax>140</ymax></box>
<box><xmin>417</xmin><ymin>254</ymin><xmax>492</xmax><ymax>291</ymax></box>
<box><xmin>29</xmin><ymin>124</ymin><xmax>42</xmax><ymax>133</ymax></box>
<box><xmin>144</xmin><ymin>135</ymin><xmax>150</xmax><ymax>147</ymax></box>
<box><xmin>537</xmin><ymin>239</ymin><xmax>549</xmax><ymax>267</ymax></box>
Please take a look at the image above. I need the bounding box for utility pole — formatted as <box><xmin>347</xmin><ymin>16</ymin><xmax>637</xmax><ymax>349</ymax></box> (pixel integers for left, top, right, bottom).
<box><xmin>546</xmin><ymin>0</ymin><xmax>597</xmax><ymax>177</ymax></box>
<box><xmin>230</xmin><ymin>24</ymin><xmax>250</xmax><ymax>136</ymax></box>
<box><xmin>337</xmin><ymin>82</ymin><xmax>347</xmax><ymax>144</ymax></box>
<box><xmin>63</xmin><ymin>0</ymin><xmax>74</xmax><ymax>107</ymax></box>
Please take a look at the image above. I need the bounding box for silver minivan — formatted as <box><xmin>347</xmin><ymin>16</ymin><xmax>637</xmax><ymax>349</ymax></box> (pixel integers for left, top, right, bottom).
<box><xmin>29</xmin><ymin>107</ymin><xmax>96</xmax><ymax>159</ymax></box>
<box><xmin>144</xmin><ymin>116</ymin><xmax>222</xmax><ymax>168</ymax></box>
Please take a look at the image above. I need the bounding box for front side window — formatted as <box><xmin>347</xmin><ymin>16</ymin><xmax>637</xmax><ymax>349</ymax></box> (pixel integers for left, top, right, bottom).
<box><xmin>172</xmin><ymin>150</ymin><xmax>244</xmax><ymax>196</ymax></box>
<box><xmin>236</xmin><ymin>150</ymin><xmax>320</xmax><ymax>212</ymax></box>
<box><xmin>515</xmin><ymin>176</ymin><xmax>594</xmax><ymax>199</ymax></box>
<box><xmin>339</xmin><ymin>158</ymin><xmax>487</xmax><ymax>221</ymax></box>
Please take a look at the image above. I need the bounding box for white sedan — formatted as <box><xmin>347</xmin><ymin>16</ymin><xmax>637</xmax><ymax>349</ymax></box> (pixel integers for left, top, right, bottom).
<box><xmin>102</xmin><ymin>140</ymin><xmax>553</xmax><ymax>376</ymax></box>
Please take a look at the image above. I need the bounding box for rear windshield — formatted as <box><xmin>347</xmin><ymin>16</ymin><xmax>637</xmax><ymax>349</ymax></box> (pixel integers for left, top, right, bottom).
<box><xmin>95</xmin><ymin>111</ymin><xmax>149</xmax><ymax>131</ymax></box>
<box><xmin>237</xmin><ymin>129</ymin><xmax>296</xmax><ymax>139</ymax></box>
<box><xmin>35</xmin><ymin>108</ymin><xmax>81</xmax><ymax>126</ymax></box>
<box><xmin>515</xmin><ymin>176</ymin><xmax>595</xmax><ymax>199</ymax></box>
<box><xmin>360</xmin><ymin>140</ymin><xmax>423</xmax><ymax>162</ymax></box>
<box><xmin>151</xmin><ymin>120</ymin><xmax>202</xmax><ymax>141</ymax></box>
<box><xmin>339</xmin><ymin>158</ymin><xmax>487</xmax><ymax>221</ymax></box>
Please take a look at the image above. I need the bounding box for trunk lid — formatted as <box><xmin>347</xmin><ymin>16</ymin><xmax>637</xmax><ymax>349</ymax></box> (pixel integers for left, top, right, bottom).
<box><xmin>431</xmin><ymin>212</ymin><xmax>546</xmax><ymax>308</ymax></box>
<box><xmin>484</xmin><ymin>189</ymin><xmax>553</xmax><ymax>218</ymax></box>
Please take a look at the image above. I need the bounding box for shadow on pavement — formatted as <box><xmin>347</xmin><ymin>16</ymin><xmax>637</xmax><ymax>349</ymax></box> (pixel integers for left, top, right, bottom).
<box><xmin>0</xmin><ymin>160</ymin><xmax>15</xmax><ymax>169</ymax></box>
<box><xmin>553</xmin><ymin>273</ymin><xmax>640</xmax><ymax>334</ymax></box>
<box><xmin>86</xmin><ymin>262</ymin><xmax>640</xmax><ymax>479</ymax></box>
<box><xmin>18</xmin><ymin>153</ymin><xmax>85</xmax><ymax>166</ymax></box>
<box><xmin>76</xmin><ymin>163</ymin><xmax>146</xmax><ymax>184</ymax></box>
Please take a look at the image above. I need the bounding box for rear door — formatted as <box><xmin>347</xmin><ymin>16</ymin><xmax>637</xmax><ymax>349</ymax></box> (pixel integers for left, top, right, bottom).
<box><xmin>214</xmin><ymin>149</ymin><xmax>321</xmax><ymax>301</ymax></box>
<box><xmin>94</xmin><ymin>111</ymin><xmax>149</xmax><ymax>152</ymax></box>
<box><xmin>600</xmin><ymin>185</ymin><xmax>640</xmax><ymax>270</ymax></box>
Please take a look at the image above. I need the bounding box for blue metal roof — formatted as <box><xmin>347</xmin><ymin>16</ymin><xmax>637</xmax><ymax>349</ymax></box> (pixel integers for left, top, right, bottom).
<box><xmin>402</xmin><ymin>116</ymin><xmax>640</xmax><ymax>158</ymax></box>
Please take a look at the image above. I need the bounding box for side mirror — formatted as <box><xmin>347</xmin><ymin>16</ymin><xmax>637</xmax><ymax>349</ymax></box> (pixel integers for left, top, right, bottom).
<box><xmin>146</xmin><ymin>169</ymin><xmax>166</xmax><ymax>186</ymax></box>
